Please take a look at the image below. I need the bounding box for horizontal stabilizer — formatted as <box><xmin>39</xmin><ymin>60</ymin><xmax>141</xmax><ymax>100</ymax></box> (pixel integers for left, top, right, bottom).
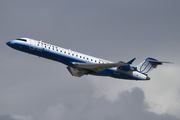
<box><xmin>149</xmin><ymin>60</ymin><xmax>173</xmax><ymax>64</ymax></box>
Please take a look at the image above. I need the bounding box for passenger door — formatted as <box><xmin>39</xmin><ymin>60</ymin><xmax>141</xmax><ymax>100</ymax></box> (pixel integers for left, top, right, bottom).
<box><xmin>29</xmin><ymin>39</ymin><xmax>36</xmax><ymax>50</ymax></box>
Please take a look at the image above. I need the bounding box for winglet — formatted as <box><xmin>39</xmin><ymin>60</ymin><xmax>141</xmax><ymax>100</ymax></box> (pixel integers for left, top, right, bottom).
<box><xmin>127</xmin><ymin>58</ymin><xmax>136</xmax><ymax>64</ymax></box>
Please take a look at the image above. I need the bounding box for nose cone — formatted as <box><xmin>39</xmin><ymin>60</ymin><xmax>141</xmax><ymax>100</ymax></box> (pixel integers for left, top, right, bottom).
<box><xmin>146</xmin><ymin>76</ymin><xmax>150</xmax><ymax>80</ymax></box>
<box><xmin>6</xmin><ymin>41</ymin><xmax>14</xmax><ymax>47</ymax></box>
<box><xmin>6</xmin><ymin>41</ymin><xmax>11</xmax><ymax>46</ymax></box>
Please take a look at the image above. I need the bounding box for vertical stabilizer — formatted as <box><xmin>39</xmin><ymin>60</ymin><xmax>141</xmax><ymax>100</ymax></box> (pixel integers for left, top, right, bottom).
<box><xmin>137</xmin><ymin>57</ymin><xmax>162</xmax><ymax>75</ymax></box>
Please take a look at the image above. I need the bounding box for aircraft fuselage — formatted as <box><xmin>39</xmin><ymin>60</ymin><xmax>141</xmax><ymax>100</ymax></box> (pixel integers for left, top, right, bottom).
<box><xmin>6</xmin><ymin>38</ymin><xmax>150</xmax><ymax>80</ymax></box>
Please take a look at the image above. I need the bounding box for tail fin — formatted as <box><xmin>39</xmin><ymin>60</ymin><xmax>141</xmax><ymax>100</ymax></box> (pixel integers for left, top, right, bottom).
<box><xmin>137</xmin><ymin>57</ymin><xmax>171</xmax><ymax>75</ymax></box>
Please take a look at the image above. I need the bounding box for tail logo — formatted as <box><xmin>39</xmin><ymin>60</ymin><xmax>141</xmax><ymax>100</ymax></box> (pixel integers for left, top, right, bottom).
<box><xmin>137</xmin><ymin>57</ymin><xmax>158</xmax><ymax>74</ymax></box>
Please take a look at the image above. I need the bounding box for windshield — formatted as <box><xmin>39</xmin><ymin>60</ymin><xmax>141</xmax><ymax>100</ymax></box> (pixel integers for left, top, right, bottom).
<box><xmin>16</xmin><ymin>38</ymin><xmax>27</xmax><ymax>42</ymax></box>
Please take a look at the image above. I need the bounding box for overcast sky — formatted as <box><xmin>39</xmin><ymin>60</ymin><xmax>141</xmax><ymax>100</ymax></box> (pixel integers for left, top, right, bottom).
<box><xmin>1</xmin><ymin>0</ymin><xmax>180</xmax><ymax>120</ymax></box>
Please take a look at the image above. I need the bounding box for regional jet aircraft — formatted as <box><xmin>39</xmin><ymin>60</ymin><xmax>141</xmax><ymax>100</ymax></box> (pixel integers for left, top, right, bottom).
<box><xmin>6</xmin><ymin>38</ymin><xmax>171</xmax><ymax>81</ymax></box>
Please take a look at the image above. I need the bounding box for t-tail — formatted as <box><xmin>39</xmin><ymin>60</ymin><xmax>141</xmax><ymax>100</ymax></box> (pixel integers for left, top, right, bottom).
<box><xmin>136</xmin><ymin>57</ymin><xmax>172</xmax><ymax>75</ymax></box>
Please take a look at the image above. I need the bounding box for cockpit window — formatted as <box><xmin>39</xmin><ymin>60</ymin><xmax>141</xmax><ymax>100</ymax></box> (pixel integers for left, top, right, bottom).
<box><xmin>16</xmin><ymin>39</ymin><xmax>27</xmax><ymax>42</ymax></box>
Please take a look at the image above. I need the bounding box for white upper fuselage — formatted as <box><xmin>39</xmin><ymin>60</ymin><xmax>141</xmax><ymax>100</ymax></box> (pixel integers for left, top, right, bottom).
<box><xmin>6</xmin><ymin>38</ymin><xmax>149</xmax><ymax>80</ymax></box>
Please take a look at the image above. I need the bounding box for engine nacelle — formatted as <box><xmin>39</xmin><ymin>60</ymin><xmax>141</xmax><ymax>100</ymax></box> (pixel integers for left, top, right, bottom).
<box><xmin>117</xmin><ymin>65</ymin><xmax>134</xmax><ymax>71</ymax></box>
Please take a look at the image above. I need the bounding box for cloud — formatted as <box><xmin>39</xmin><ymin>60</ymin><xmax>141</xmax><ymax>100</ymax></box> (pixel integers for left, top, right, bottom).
<box><xmin>39</xmin><ymin>87</ymin><xmax>179</xmax><ymax>120</ymax></box>
<box><xmin>0</xmin><ymin>115</ymin><xmax>32</xmax><ymax>120</ymax></box>
<box><xmin>11</xmin><ymin>115</ymin><xmax>32</xmax><ymax>120</ymax></box>
<box><xmin>135</xmin><ymin>66</ymin><xmax>180</xmax><ymax>117</ymax></box>
<box><xmin>88</xmin><ymin>76</ymin><xmax>134</xmax><ymax>101</ymax></box>
<box><xmin>0</xmin><ymin>115</ymin><xmax>17</xmax><ymax>120</ymax></box>
<box><xmin>89</xmin><ymin>65</ymin><xmax>180</xmax><ymax>118</ymax></box>
<box><xmin>1</xmin><ymin>87</ymin><xmax>179</xmax><ymax>120</ymax></box>
<box><xmin>44</xmin><ymin>103</ymin><xmax>65</xmax><ymax>120</ymax></box>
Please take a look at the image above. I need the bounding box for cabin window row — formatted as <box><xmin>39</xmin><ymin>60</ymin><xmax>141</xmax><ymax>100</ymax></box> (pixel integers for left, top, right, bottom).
<box><xmin>38</xmin><ymin>43</ymin><xmax>100</xmax><ymax>63</ymax></box>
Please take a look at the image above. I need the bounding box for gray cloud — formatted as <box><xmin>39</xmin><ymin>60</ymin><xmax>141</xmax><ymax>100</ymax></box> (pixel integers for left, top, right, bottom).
<box><xmin>0</xmin><ymin>115</ymin><xmax>17</xmax><ymax>120</ymax></box>
<box><xmin>40</xmin><ymin>88</ymin><xmax>179</xmax><ymax>120</ymax></box>
<box><xmin>2</xmin><ymin>88</ymin><xmax>179</xmax><ymax>120</ymax></box>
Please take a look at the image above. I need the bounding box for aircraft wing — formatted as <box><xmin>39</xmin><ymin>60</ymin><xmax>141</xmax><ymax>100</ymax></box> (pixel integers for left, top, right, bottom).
<box><xmin>72</xmin><ymin>62</ymin><xmax>128</xmax><ymax>72</ymax></box>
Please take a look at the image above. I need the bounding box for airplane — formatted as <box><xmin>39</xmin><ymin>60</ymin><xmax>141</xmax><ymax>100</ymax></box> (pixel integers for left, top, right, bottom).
<box><xmin>6</xmin><ymin>38</ymin><xmax>172</xmax><ymax>81</ymax></box>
